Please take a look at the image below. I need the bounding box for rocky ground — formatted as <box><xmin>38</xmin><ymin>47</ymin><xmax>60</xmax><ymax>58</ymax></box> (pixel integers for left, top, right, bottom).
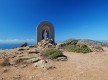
<box><xmin>0</xmin><ymin>39</ymin><xmax>108</xmax><ymax>80</ymax></box>
<box><xmin>0</xmin><ymin>47</ymin><xmax>108</xmax><ymax>80</ymax></box>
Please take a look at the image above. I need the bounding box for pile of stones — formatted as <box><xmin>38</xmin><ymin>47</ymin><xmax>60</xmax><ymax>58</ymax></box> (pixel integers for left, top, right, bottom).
<box><xmin>37</xmin><ymin>38</ymin><xmax>56</xmax><ymax>49</ymax></box>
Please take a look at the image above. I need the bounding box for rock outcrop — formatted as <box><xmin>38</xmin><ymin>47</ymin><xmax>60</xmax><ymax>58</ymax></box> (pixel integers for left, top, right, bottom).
<box><xmin>37</xmin><ymin>38</ymin><xmax>56</xmax><ymax>49</ymax></box>
<box><xmin>0</xmin><ymin>39</ymin><xmax>69</xmax><ymax>70</ymax></box>
<box><xmin>0</xmin><ymin>39</ymin><xmax>64</xmax><ymax>70</ymax></box>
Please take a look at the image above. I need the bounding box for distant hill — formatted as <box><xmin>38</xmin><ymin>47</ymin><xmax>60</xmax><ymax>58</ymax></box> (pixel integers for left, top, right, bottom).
<box><xmin>62</xmin><ymin>39</ymin><xmax>108</xmax><ymax>47</ymax></box>
<box><xmin>78</xmin><ymin>39</ymin><xmax>108</xmax><ymax>47</ymax></box>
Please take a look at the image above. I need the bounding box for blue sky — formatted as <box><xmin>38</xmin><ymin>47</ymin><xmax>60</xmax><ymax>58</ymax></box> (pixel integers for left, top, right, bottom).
<box><xmin>0</xmin><ymin>0</ymin><xmax>108</xmax><ymax>43</ymax></box>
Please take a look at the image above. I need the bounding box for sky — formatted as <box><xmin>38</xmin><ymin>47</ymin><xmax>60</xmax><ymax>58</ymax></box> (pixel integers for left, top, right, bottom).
<box><xmin>0</xmin><ymin>0</ymin><xmax>108</xmax><ymax>43</ymax></box>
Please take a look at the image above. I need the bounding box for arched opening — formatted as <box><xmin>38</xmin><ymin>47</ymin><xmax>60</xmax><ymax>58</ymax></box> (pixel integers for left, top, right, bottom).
<box><xmin>36</xmin><ymin>21</ymin><xmax>55</xmax><ymax>44</ymax></box>
<box><xmin>42</xmin><ymin>26</ymin><xmax>50</xmax><ymax>39</ymax></box>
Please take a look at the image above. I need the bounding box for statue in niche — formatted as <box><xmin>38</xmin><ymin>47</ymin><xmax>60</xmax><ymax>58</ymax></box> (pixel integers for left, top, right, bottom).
<box><xmin>42</xmin><ymin>26</ymin><xmax>49</xmax><ymax>39</ymax></box>
<box><xmin>37</xmin><ymin>21</ymin><xmax>55</xmax><ymax>43</ymax></box>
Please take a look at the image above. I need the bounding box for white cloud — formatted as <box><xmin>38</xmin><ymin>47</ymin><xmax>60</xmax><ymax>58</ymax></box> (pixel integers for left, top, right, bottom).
<box><xmin>0</xmin><ymin>39</ymin><xmax>35</xmax><ymax>44</ymax></box>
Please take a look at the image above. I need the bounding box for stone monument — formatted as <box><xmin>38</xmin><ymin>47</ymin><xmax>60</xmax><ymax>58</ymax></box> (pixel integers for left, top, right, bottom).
<box><xmin>36</xmin><ymin>21</ymin><xmax>55</xmax><ymax>44</ymax></box>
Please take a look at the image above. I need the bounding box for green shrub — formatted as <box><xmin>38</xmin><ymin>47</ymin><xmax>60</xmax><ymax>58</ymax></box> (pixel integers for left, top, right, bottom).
<box><xmin>80</xmin><ymin>44</ymin><xmax>88</xmax><ymax>48</ymax></box>
<box><xmin>20</xmin><ymin>42</ymin><xmax>28</xmax><ymax>47</ymax></box>
<box><xmin>64</xmin><ymin>44</ymin><xmax>92</xmax><ymax>53</ymax></box>
<box><xmin>1</xmin><ymin>58</ymin><xmax>11</xmax><ymax>66</ymax></box>
<box><xmin>43</xmin><ymin>48</ymin><xmax>63</xmax><ymax>59</ymax></box>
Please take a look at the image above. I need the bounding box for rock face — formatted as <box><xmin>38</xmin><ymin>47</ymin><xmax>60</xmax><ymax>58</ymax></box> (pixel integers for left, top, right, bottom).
<box><xmin>0</xmin><ymin>47</ymin><xmax>42</xmax><ymax>66</ymax></box>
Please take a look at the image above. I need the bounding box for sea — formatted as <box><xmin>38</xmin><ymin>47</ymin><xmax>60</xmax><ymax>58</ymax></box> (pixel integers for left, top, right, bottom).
<box><xmin>0</xmin><ymin>42</ymin><xmax>35</xmax><ymax>49</ymax></box>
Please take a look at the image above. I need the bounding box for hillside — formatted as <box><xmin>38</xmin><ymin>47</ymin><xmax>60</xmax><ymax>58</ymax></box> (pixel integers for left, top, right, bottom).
<box><xmin>62</xmin><ymin>39</ymin><xmax>108</xmax><ymax>47</ymax></box>
<box><xmin>0</xmin><ymin>39</ymin><xmax>108</xmax><ymax>80</ymax></box>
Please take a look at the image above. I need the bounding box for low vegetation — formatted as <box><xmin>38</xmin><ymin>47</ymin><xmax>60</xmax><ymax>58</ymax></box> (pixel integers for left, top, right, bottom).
<box><xmin>43</xmin><ymin>48</ymin><xmax>63</xmax><ymax>59</ymax></box>
<box><xmin>20</xmin><ymin>42</ymin><xmax>28</xmax><ymax>47</ymax></box>
<box><xmin>1</xmin><ymin>58</ymin><xmax>11</xmax><ymax>66</ymax></box>
<box><xmin>64</xmin><ymin>44</ymin><xmax>92</xmax><ymax>53</ymax></box>
<box><xmin>59</xmin><ymin>39</ymin><xmax>107</xmax><ymax>53</ymax></box>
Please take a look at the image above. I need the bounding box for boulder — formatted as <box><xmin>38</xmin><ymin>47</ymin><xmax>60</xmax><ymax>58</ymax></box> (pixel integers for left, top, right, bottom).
<box><xmin>23</xmin><ymin>57</ymin><xmax>41</xmax><ymax>64</ymax></box>
<box><xmin>28</xmin><ymin>49</ymin><xmax>40</xmax><ymax>54</ymax></box>
<box><xmin>33</xmin><ymin>60</ymin><xmax>55</xmax><ymax>70</ymax></box>
<box><xmin>33</xmin><ymin>60</ymin><xmax>47</xmax><ymax>68</ymax></box>
<box><xmin>56</xmin><ymin>57</ymin><xmax>67</xmax><ymax>61</ymax></box>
